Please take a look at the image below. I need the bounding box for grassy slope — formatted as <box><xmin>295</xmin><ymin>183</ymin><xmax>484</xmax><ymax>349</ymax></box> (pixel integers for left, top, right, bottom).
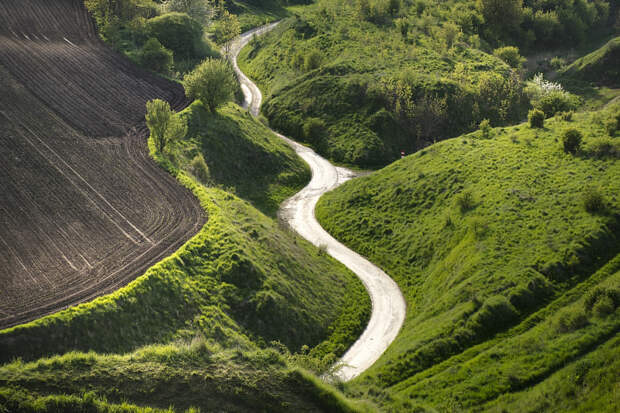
<box><xmin>561</xmin><ymin>36</ymin><xmax>620</xmax><ymax>88</ymax></box>
<box><xmin>316</xmin><ymin>108</ymin><xmax>620</xmax><ymax>410</ymax></box>
<box><xmin>238</xmin><ymin>2</ymin><xmax>519</xmax><ymax>167</ymax></box>
<box><xmin>172</xmin><ymin>102</ymin><xmax>311</xmax><ymax>216</ymax></box>
<box><xmin>0</xmin><ymin>103</ymin><xmax>371</xmax><ymax>411</ymax></box>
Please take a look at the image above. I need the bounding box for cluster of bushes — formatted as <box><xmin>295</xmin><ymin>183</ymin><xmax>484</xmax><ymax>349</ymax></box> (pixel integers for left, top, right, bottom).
<box><xmin>478</xmin><ymin>0</ymin><xmax>613</xmax><ymax>49</ymax></box>
<box><xmin>85</xmin><ymin>0</ymin><xmax>219</xmax><ymax>76</ymax></box>
<box><xmin>525</xmin><ymin>74</ymin><xmax>581</xmax><ymax>118</ymax></box>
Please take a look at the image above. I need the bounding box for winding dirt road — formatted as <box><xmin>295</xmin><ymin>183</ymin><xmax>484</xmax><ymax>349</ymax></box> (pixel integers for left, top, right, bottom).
<box><xmin>229</xmin><ymin>24</ymin><xmax>406</xmax><ymax>381</ymax></box>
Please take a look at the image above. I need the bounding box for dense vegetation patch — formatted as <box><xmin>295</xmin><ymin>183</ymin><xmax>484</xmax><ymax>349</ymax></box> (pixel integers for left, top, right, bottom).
<box><xmin>239</xmin><ymin>0</ymin><xmax>617</xmax><ymax>167</ymax></box>
<box><xmin>316</xmin><ymin>105</ymin><xmax>620</xmax><ymax>410</ymax></box>
<box><xmin>561</xmin><ymin>36</ymin><xmax>620</xmax><ymax>87</ymax></box>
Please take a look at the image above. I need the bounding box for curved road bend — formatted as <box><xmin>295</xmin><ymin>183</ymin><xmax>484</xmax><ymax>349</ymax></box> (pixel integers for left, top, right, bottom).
<box><xmin>229</xmin><ymin>24</ymin><xmax>406</xmax><ymax>382</ymax></box>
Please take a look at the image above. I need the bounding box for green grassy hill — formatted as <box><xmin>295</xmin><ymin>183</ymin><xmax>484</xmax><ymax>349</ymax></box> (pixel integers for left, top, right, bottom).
<box><xmin>238</xmin><ymin>0</ymin><xmax>615</xmax><ymax>167</ymax></box>
<box><xmin>562</xmin><ymin>36</ymin><xmax>620</xmax><ymax>87</ymax></box>
<box><xmin>171</xmin><ymin>101</ymin><xmax>311</xmax><ymax>216</ymax></box>
<box><xmin>0</xmin><ymin>103</ymin><xmax>371</xmax><ymax>411</ymax></box>
<box><xmin>316</xmin><ymin>106</ymin><xmax>620</xmax><ymax>411</ymax></box>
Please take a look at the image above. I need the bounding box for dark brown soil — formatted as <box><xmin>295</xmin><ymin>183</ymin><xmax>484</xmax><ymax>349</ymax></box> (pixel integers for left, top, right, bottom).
<box><xmin>0</xmin><ymin>0</ymin><xmax>205</xmax><ymax>329</ymax></box>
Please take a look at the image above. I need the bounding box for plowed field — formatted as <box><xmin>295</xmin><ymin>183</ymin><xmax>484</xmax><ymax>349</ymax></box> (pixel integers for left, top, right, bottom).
<box><xmin>0</xmin><ymin>0</ymin><xmax>205</xmax><ymax>329</ymax></box>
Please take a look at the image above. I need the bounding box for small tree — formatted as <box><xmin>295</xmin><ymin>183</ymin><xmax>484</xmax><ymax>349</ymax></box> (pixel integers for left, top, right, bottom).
<box><xmin>493</xmin><ymin>46</ymin><xmax>525</xmax><ymax>68</ymax></box>
<box><xmin>139</xmin><ymin>38</ymin><xmax>173</xmax><ymax>73</ymax></box>
<box><xmin>562</xmin><ymin>128</ymin><xmax>582</xmax><ymax>154</ymax></box>
<box><xmin>183</xmin><ymin>58</ymin><xmax>237</xmax><ymax>112</ymax></box>
<box><xmin>215</xmin><ymin>10</ymin><xmax>241</xmax><ymax>56</ymax></box>
<box><xmin>528</xmin><ymin>108</ymin><xmax>545</xmax><ymax>128</ymax></box>
<box><xmin>145</xmin><ymin>99</ymin><xmax>187</xmax><ymax>153</ymax></box>
<box><xmin>479</xmin><ymin>118</ymin><xmax>492</xmax><ymax>138</ymax></box>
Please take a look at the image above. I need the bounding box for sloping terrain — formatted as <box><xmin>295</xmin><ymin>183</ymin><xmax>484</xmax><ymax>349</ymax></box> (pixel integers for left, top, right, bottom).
<box><xmin>316</xmin><ymin>109</ymin><xmax>620</xmax><ymax>410</ymax></box>
<box><xmin>561</xmin><ymin>36</ymin><xmax>620</xmax><ymax>87</ymax></box>
<box><xmin>0</xmin><ymin>0</ymin><xmax>205</xmax><ymax>329</ymax></box>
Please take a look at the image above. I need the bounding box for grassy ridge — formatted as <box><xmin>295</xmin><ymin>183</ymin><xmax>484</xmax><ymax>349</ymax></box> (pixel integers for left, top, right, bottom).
<box><xmin>0</xmin><ymin>343</ymin><xmax>372</xmax><ymax>412</ymax></box>
<box><xmin>316</xmin><ymin>106</ymin><xmax>620</xmax><ymax>410</ymax></box>
<box><xmin>0</xmin><ymin>103</ymin><xmax>371</xmax><ymax>411</ymax></box>
<box><xmin>562</xmin><ymin>36</ymin><xmax>620</xmax><ymax>88</ymax></box>
<box><xmin>171</xmin><ymin>102</ymin><xmax>311</xmax><ymax>216</ymax></box>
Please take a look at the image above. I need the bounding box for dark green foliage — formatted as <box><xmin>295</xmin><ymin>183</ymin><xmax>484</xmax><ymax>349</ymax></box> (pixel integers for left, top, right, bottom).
<box><xmin>183</xmin><ymin>59</ymin><xmax>237</xmax><ymax>112</ymax></box>
<box><xmin>493</xmin><ymin>46</ymin><xmax>525</xmax><ymax>68</ymax></box>
<box><xmin>584</xmin><ymin>286</ymin><xmax>620</xmax><ymax>314</ymax></box>
<box><xmin>145</xmin><ymin>12</ymin><xmax>204</xmax><ymax>60</ymax></box>
<box><xmin>468</xmin><ymin>295</ymin><xmax>519</xmax><ymax>337</ymax></box>
<box><xmin>479</xmin><ymin>119</ymin><xmax>492</xmax><ymax>138</ymax></box>
<box><xmin>538</xmin><ymin>91</ymin><xmax>581</xmax><ymax>117</ymax></box>
<box><xmin>555</xmin><ymin>308</ymin><xmax>589</xmax><ymax>333</ymax></box>
<box><xmin>304</xmin><ymin>49</ymin><xmax>323</xmax><ymax>71</ymax></box>
<box><xmin>583</xmin><ymin>186</ymin><xmax>607</xmax><ymax>213</ymax></box>
<box><xmin>139</xmin><ymin>38</ymin><xmax>173</xmax><ymax>73</ymax></box>
<box><xmin>529</xmin><ymin>108</ymin><xmax>545</xmax><ymax>128</ymax></box>
<box><xmin>562</xmin><ymin>128</ymin><xmax>582</xmax><ymax>153</ymax></box>
<box><xmin>456</xmin><ymin>189</ymin><xmax>476</xmax><ymax>213</ymax></box>
<box><xmin>239</xmin><ymin>8</ymin><xmax>527</xmax><ymax>167</ymax></box>
<box><xmin>562</xmin><ymin>36</ymin><xmax>620</xmax><ymax>87</ymax></box>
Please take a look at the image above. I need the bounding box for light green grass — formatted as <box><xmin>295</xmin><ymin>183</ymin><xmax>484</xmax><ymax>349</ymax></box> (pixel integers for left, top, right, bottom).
<box><xmin>316</xmin><ymin>106</ymin><xmax>620</xmax><ymax>410</ymax></box>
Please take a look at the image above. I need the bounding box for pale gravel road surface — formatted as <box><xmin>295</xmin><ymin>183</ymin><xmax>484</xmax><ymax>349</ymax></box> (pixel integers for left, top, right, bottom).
<box><xmin>229</xmin><ymin>24</ymin><xmax>406</xmax><ymax>382</ymax></box>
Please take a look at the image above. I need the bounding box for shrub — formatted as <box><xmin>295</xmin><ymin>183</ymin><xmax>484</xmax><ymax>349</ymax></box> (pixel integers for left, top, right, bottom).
<box><xmin>582</xmin><ymin>186</ymin><xmax>606</xmax><ymax>213</ymax></box>
<box><xmin>559</xmin><ymin>111</ymin><xmax>573</xmax><ymax>121</ymax></box>
<box><xmin>467</xmin><ymin>295</ymin><xmax>519</xmax><ymax>337</ymax></box>
<box><xmin>593</xmin><ymin>295</ymin><xmax>615</xmax><ymax>317</ymax></box>
<box><xmin>304</xmin><ymin>49</ymin><xmax>323</xmax><ymax>71</ymax></box>
<box><xmin>183</xmin><ymin>58</ymin><xmax>237</xmax><ymax>112</ymax></box>
<box><xmin>537</xmin><ymin>91</ymin><xmax>580</xmax><ymax>117</ymax></box>
<box><xmin>550</xmin><ymin>56</ymin><xmax>566</xmax><ymax>70</ymax></box>
<box><xmin>479</xmin><ymin>118</ymin><xmax>492</xmax><ymax>138</ymax></box>
<box><xmin>588</xmin><ymin>137</ymin><xmax>620</xmax><ymax>158</ymax></box>
<box><xmin>561</xmin><ymin>128</ymin><xmax>582</xmax><ymax>154</ymax></box>
<box><xmin>303</xmin><ymin>118</ymin><xmax>327</xmax><ymax>145</ymax></box>
<box><xmin>604</xmin><ymin>111</ymin><xmax>620</xmax><ymax>136</ymax></box>
<box><xmin>139</xmin><ymin>38</ymin><xmax>173</xmax><ymax>73</ymax></box>
<box><xmin>528</xmin><ymin>108</ymin><xmax>545</xmax><ymax>128</ymax></box>
<box><xmin>190</xmin><ymin>153</ymin><xmax>210</xmax><ymax>183</ymax></box>
<box><xmin>455</xmin><ymin>190</ymin><xmax>475</xmax><ymax>213</ymax></box>
<box><xmin>146</xmin><ymin>12</ymin><xmax>203</xmax><ymax>60</ymax></box>
<box><xmin>584</xmin><ymin>287</ymin><xmax>620</xmax><ymax>313</ymax></box>
<box><xmin>493</xmin><ymin>46</ymin><xmax>525</xmax><ymax>68</ymax></box>
<box><xmin>145</xmin><ymin>99</ymin><xmax>187</xmax><ymax>153</ymax></box>
<box><xmin>555</xmin><ymin>309</ymin><xmax>589</xmax><ymax>333</ymax></box>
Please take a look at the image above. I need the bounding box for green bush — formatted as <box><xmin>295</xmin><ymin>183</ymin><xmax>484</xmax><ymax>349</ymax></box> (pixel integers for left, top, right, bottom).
<box><xmin>528</xmin><ymin>108</ymin><xmax>545</xmax><ymax>128</ymax></box>
<box><xmin>559</xmin><ymin>111</ymin><xmax>573</xmax><ymax>121</ymax></box>
<box><xmin>304</xmin><ymin>49</ymin><xmax>323</xmax><ymax>71</ymax></box>
<box><xmin>190</xmin><ymin>153</ymin><xmax>211</xmax><ymax>183</ymax></box>
<box><xmin>584</xmin><ymin>287</ymin><xmax>620</xmax><ymax>313</ymax></box>
<box><xmin>468</xmin><ymin>295</ymin><xmax>519</xmax><ymax>337</ymax></box>
<box><xmin>183</xmin><ymin>58</ymin><xmax>237</xmax><ymax>112</ymax></box>
<box><xmin>561</xmin><ymin>128</ymin><xmax>582</xmax><ymax>154</ymax></box>
<box><xmin>604</xmin><ymin>111</ymin><xmax>620</xmax><ymax>136</ymax></box>
<box><xmin>537</xmin><ymin>91</ymin><xmax>580</xmax><ymax>117</ymax></box>
<box><xmin>479</xmin><ymin>118</ymin><xmax>492</xmax><ymax>138</ymax></box>
<box><xmin>456</xmin><ymin>190</ymin><xmax>475</xmax><ymax>213</ymax></box>
<box><xmin>303</xmin><ymin>117</ymin><xmax>327</xmax><ymax>146</ymax></box>
<box><xmin>587</xmin><ymin>136</ymin><xmax>620</xmax><ymax>159</ymax></box>
<box><xmin>592</xmin><ymin>295</ymin><xmax>615</xmax><ymax>317</ymax></box>
<box><xmin>139</xmin><ymin>38</ymin><xmax>173</xmax><ymax>73</ymax></box>
<box><xmin>555</xmin><ymin>308</ymin><xmax>589</xmax><ymax>333</ymax></box>
<box><xmin>146</xmin><ymin>12</ymin><xmax>203</xmax><ymax>60</ymax></box>
<box><xmin>582</xmin><ymin>186</ymin><xmax>605</xmax><ymax>213</ymax></box>
<box><xmin>493</xmin><ymin>46</ymin><xmax>525</xmax><ymax>68</ymax></box>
